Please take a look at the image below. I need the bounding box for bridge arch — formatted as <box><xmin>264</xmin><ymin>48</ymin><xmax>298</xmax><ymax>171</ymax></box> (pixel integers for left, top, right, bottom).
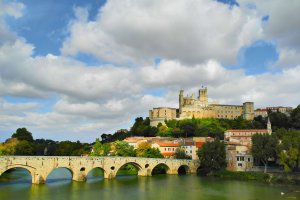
<box><xmin>115</xmin><ymin>162</ymin><xmax>142</xmax><ymax>176</ymax></box>
<box><xmin>0</xmin><ymin>165</ymin><xmax>35</xmax><ymax>183</ymax></box>
<box><xmin>45</xmin><ymin>167</ymin><xmax>74</xmax><ymax>183</ymax></box>
<box><xmin>85</xmin><ymin>167</ymin><xmax>105</xmax><ymax>180</ymax></box>
<box><xmin>151</xmin><ymin>163</ymin><xmax>170</xmax><ymax>175</ymax></box>
<box><xmin>177</xmin><ymin>165</ymin><xmax>190</xmax><ymax>175</ymax></box>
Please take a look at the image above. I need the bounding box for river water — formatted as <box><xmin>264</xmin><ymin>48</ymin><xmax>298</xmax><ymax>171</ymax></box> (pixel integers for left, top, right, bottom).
<box><xmin>1</xmin><ymin>168</ymin><xmax>300</xmax><ymax>200</ymax></box>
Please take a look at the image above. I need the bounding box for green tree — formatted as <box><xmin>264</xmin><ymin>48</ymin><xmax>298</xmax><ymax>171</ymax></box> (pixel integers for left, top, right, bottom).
<box><xmin>277</xmin><ymin>130</ymin><xmax>300</xmax><ymax>172</ymax></box>
<box><xmin>136</xmin><ymin>142</ymin><xmax>163</xmax><ymax>158</ymax></box>
<box><xmin>91</xmin><ymin>138</ymin><xmax>111</xmax><ymax>156</ymax></box>
<box><xmin>291</xmin><ymin>105</ymin><xmax>300</xmax><ymax>129</ymax></box>
<box><xmin>0</xmin><ymin>138</ymin><xmax>19</xmax><ymax>155</ymax></box>
<box><xmin>251</xmin><ymin>134</ymin><xmax>278</xmax><ymax>173</ymax></box>
<box><xmin>12</xmin><ymin>128</ymin><xmax>34</xmax><ymax>142</ymax></box>
<box><xmin>197</xmin><ymin>139</ymin><xmax>226</xmax><ymax>174</ymax></box>
<box><xmin>15</xmin><ymin>140</ymin><xmax>34</xmax><ymax>155</ymax></box>
<box><xmin>174</xmin><ymin>148</ymin><xmax>191</xmax><ymax>159</ymax></box>
<box><xmin>113</xmin><ymin>141</ymin><xmax>136</xmax><ymax>157</ymax></box>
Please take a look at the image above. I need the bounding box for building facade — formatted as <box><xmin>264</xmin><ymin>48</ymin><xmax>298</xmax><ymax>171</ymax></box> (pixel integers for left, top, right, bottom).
<box><xmin>149</xmin><ymin>87</ymin><xmax>255</xmax><ymax>126</ymax></box>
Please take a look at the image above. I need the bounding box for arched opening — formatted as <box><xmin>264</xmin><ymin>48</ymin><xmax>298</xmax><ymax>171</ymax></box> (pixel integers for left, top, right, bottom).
<box><xmin>86</xmin><ymin>167</ymin><xmax>105</xmax><ymax>182</ymax></box>
<box><xmin>151</xmin><ymin>163</ymin><xmax>170</xmax><ymax>176</ymax></box>
<box><xmin>116</xmin><ymin>162</ymin><xmax>141</xmax><ymax>178</ymax></box>
<box><xmin>177</xmin><ymin>165</ymin><xmax>190</xmax><ymax>175</ymax></box>
<box><xmin>46</xmin><ymin>167</ymin><xmax>73</xmax><ymax>184</ymax></box>
<box><xmin>0</xmin><ymin>167</ymin><xmax>32</xmax><ymax>185</ymax></box>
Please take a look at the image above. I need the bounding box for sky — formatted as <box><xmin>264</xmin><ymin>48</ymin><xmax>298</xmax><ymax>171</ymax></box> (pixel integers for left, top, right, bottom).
<box><xmin>0</xmin><ymin>0</ymin><xmax>300</xmax><ymax>142</ymax></box>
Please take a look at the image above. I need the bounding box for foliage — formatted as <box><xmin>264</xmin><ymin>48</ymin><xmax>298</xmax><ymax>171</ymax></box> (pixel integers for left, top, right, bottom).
<box><xmin>112</xmin><ymin>141</ymin><xmax>136</xmax><ymax>157</ymax></box>
<box><xmin>277</xmin><ymin>130</ymin><xmax>300</xmax><ymax>172</ymax></box>
<box><xmin>136</xmin><ymin>141</ymin><xmax>163</xmax><ymax>158</ymax></box>
<box><xmin>0</xmin><ymin>138</ymin><xmax>19</xmax><ymax>155</ymax></box>
<box><xmin>157</xmin><ymin>125</ymin><xmax>173</xmax><ymax>137</ymax></box>
<box><xmin>130</xmin><ymin>117</ymin><xmax>158</xmax><ymax>137</ymax></box>
<box><xmin>91</xmin><ymin>138</ymin><xmax>111</xmax><ymax>156</ymax></box>
<box><xmin>174</xmin><ymin>148</ymin><xmax>191</xmax><ymax>159</ymax></box>
<box><xmin>197</xmin><ymin>139</ymin><xmax>226</xmax><ymax>174</ymax></box>
<box><xmin>12</xmin><ymin>128</ymin><xmax>34</xmax><ymax>142</ymax></box>
<box><xmin>291</xmin><ymin>105</ymin><xmax>300</xmax><ymax>129</ymax></box>
<box><xmin>251</xmin><ymin>134</ymin><xmax>277</xmax><ymax>173</ymax></box>
<box><xmin>101</xmin><ymin>129</ymin><xmax>131</xmax><ymax>143</ymax></box>
<box><xmin>15</xmin><ymin>140</ymin><xmax>35</xmax><ymax>155</ymax></box>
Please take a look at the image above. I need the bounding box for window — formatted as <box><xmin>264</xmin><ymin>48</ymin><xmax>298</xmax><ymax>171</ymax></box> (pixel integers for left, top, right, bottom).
<box><xmin>238</xmin><ymin>163</ymin><xmax>243</xmax><ymax>167</ymax></box>
<box><xmin>190</xmin><ymin>150</ymin><xmax>192</xmax><ymax>153</ymax></box>
<box><xmin>241</xmin><ymin>157</ymin><xmax>244</xmax><ymax>161</ymax></box>
<box><xmin>248</xmin><ymin>158</ymin><xmax>251</xmax><ymax>162</ymax></box>
<box><xmin>164</xmin><ymin>148</ymin><xmax>166</xmax><ymax>151</ymax></box>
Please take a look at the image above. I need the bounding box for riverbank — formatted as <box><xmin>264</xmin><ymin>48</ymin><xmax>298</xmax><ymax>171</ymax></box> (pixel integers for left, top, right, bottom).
<box><xmin>209</xmin><ymin>170</ymin><xmax>300</xmax><ymax>185</ymax></box>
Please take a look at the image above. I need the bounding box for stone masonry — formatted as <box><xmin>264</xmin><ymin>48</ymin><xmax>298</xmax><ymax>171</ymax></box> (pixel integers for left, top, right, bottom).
<box><xmin>0</xmin><ymin>156</ymin><xmax>200</xmax><ymax>184</ymax></box>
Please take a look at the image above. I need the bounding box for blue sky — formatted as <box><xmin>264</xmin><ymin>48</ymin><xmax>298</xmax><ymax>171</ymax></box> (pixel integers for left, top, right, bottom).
<box><xmin>0</xmin><ymin>0</ymin><xmax>300</xmax><ymax>142</ymax></box>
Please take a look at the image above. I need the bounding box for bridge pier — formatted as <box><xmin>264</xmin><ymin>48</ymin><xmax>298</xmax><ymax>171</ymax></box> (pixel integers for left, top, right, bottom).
<box><xmin>104</xmin><ymin>171</ymin><xmax>116</xmax><ymax>179</ymax></box>
<box><xmin>138</xmin><ymin>168</ymin><xmax>152</xmax><ymax>177</ymax></box>
<box><xmin>32</xmin><ymin>172</ymin><xmax>45</xmax><ymax>184</ymax></box>
<box><xmin>72</xmin><ymin>171</ymin><xmax>86</xmax><ymax>182</ymax></box>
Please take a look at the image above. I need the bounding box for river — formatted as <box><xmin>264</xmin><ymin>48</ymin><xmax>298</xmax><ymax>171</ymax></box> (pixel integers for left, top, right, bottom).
<box><xmin>1</xmin><ymin>168</ymin><xmax>300</xmax><ymax>200</ymax></box>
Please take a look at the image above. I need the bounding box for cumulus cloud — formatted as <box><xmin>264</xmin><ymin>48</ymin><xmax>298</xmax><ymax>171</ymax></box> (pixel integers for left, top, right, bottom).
<box><xmin>239</xmin><ymin>0</ymin><xmax>300</xmax><ymax>67</ymax></box>
<box><xmin>1</xmin><ymin>0</ymin><xmax>300</xmax><ymax>142</ymax></box>
<box><xmin>61</xmin><ymin>0</ymin><xmax>263</xmax><ymax>65</ymax></box>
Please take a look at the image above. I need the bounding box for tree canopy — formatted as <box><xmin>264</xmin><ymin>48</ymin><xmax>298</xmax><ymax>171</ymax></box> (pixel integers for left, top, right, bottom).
<box><xmin>251</xmin><ymin>133</ymin><xmax>277</xmax><ymax>173</ymax></box>
<box><xmin>197</xmin><ymin>139</ymin><xmax>226</xmax><ymax>174</ymax></box>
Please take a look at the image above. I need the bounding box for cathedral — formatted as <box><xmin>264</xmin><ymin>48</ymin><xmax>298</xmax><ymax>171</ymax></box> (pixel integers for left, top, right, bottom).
<box><xmin>149</xmin><ymin>87</ymin><xmax>254</xmax><ymax>126</ymax></box>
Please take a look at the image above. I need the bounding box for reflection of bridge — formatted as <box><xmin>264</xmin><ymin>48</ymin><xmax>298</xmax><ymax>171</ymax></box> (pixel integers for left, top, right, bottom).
<box><xmin>0</xmin><ymin>156</ymin><xmax>200</xmax><ymax>184</ymax></box>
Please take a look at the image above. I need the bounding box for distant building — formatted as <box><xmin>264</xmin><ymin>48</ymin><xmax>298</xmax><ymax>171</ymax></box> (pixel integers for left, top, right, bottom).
<box><xmin>151</xmin><ymin>142</ymin><xmax>180</xmax><ymax>158</ymax></box>
<box><xmin>255</xmin><ymin>106</ymin><xmax>293</xmax><ymax>118</ymax></box>
<box><xmin>266</xmin><ymin>106</ymin><xmax>293</xmax><ymax>116</ymax></box>
<box><xmin>149</xmin><ymin>87</ymin><xmax>255</xmax><ymax>126</ymax></box>
<box><xmin>225</xmin><ymin>118</ymin><xmax>272</xmax><ymax>171</ymax></box>
<box><xmin>254</xmin><ymin>108</ymin><xmax>268</xmax><ymax>118</ymax></box>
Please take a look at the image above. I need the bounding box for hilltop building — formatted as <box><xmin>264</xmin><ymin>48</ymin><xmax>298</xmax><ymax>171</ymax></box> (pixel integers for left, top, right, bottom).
<box><xmin>149</xmin><ymin>87</ymin><xmax>254</xmax><ymax>126</ymax></box>
<box><xmin>254</xmin><ymin>106</ymin><xmax>293</xmax><ymax>118</ymax></box>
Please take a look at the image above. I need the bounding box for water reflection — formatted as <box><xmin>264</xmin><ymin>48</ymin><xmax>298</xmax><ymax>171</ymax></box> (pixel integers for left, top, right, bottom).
<box><xmin>1</xmin><ymin>168</ymin><xmax>300</xmax><ymax>200</ymax></box>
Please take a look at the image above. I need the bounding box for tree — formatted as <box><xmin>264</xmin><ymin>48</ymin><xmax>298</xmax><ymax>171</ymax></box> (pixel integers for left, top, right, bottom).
<box><xmin>291</xmin><ymin>105</ymin><xmax>300</xmax><ymax>129</ymax></box>
<box><xmin>12</xmin><ymin>128</ymin><xmax>34</xmax><ymax>142</ymax></box>
<box><xmin>0</xmin><ymin>138</ymin><xmax>19</xmax><ymax>155</ymax></box>
<box><xmin>136</xmin><ymin>142</ymin><xmax>163</xmax><ymax>158</ymax></box>
<box><xmin>112</xmin><ymin>141</ymin><xmax>136</xmax><ymax>157</ymax></box>
<box><xmin>91</xmin><ymin>138</ymin><xmax>111</xmax><ymax>156</ymax></box>
<box><xmin>15</xmin><ymin>140</ymin><xmax>34</xmax><ymax>155</ymax></box>
<box><xmin>197</xmin><ymin>139</ymin><xmax>226</xmax><ymax>174</ymax></box>
<box><xmin>277</xmin><ymin>130</ymin><xmax>300</xmax><ymax>172</ymax></box>
<box><xmin>251</xmin><ymin>134</ymin><xmax>278</xmax><ymax>173</ymax></box>
<box><xmin>174</xmin><ymin>148</ymin><xmax>191</xmax><ymax>159</ymax></box>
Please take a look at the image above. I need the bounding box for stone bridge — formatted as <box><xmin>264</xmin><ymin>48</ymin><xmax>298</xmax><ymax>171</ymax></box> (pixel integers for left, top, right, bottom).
<box><xmin>0</xmin><ymin>156</ymin><xmax>200</xmax><ymax>184</ymax></box>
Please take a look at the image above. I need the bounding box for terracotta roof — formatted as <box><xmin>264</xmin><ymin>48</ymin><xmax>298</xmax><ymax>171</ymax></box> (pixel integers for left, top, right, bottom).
<box><xmin>196</xmin><ymin>142</ymin><xmax>205</xmax><ymax>148</ymax></box>
<box><xmin>154</xmin><ymin>142</ymin><xmax>180</xmax><ymax>147</ymax></box>
<box><xmin>226</xmin><ymin>129</ymin><xmax>268</xmax><ymax>133</ymax></box>
<box><xmin>161</xmin><ymin>152</ymin><xmax>176</xmax><ymax>156</ymax></box>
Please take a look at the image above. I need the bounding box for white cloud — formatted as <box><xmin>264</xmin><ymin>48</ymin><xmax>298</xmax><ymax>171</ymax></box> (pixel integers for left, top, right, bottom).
<box><xmin>1</xmin><ymin>0</ymin><xmax>300</xmax><ymax>142</ymax></box>
<box><xmin>61</xmin><ymin>0</ymin><xmax>263</xmax><ymax>65</ymax></box>
<box><xmin>239</xmin><ymin>0</ymin><xmax>300</xmax><ymax>67</ymax></box>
